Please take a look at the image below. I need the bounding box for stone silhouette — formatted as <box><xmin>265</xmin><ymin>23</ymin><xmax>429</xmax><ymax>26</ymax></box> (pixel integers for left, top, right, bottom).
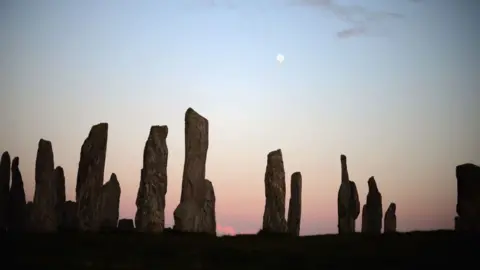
<box><xmin>202</xmin><ymin>179</ymin><xmax>216</xmax><ymax>234</ymax></box>
<box><xmin>135</xmin><ymin>125</ymin><xmax>169</xmax><ymax>232</ymax></box>
<box><xmin>174</xmin><ymin>108</ymin><xmax>210</xmax><ymax>233</ymax></box>
<box><xmin>76</xmin><ymin>123</ymin><xmax>108</xmax><ymax>232</ymax></box>
<box><xmin>384</xmin><ymin>203</ymin><xmax>397</xmax><ymax>233</ymax></box>
<box><xmin>361</xmin><ymin>204</ymin><xmax>367</xmax><ymax>233</ymax></box>
<box><xmin>364</xmin><ymin>176</ymin><xmax>383</xmax><ymax>234</ymax></box>
<box><xmin>61</xmin><ymin>200</ymin><xmax>78</xmax><ymax>231</ymax></box>
<box><xmin>262</xmin><ymin>149</ymin><xmax>288</xmax><ymax>233</ymax></box>
<box><xmin>31</xmin><ymin>139</ymin><xmax>57</xmax><ymax>232</ymax></box>
<box><xmin>0</xmin><ymin>151</ymin><xmax>11</xmax><ymax>231</ymax></box>
<box><xmin>455</xmin><ymin>163</ymin><xmax>480</xmax><ymax>232</ymax></box>
<box><xmin>118</xmin><ymin>218</ymin><xmax>134</xmax><ymax>232</ymax></box>
<box><xmin>25</xmin><ymin>201</ymin><xmax>33</xmax><ymax>231</ymax></box>
<box><xmin>7</xmin><ymin>157</ymin><xmax>27</xmax><ymax>231</ymax></box>
<box><xmin>54</xmin><ymin>166</ymin><xmax>66</xmax><ymax>230</ymax></box>
<box><xmin>287</xmin><ymin>172</ymin><xmax>302</xmax><ymax>236</ymax></box>
<box><xmin>337</xmin><ymin>154</ymin><xmax>360</xmax><ymax>234</ymax></box>
<box><xmin>100</xmin><ymin>173</ymin><xmax>121</xmax><ymax>231</ymax></box>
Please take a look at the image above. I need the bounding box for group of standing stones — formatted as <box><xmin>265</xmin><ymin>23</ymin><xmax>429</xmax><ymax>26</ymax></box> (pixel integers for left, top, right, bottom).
<box><xmin>1</xmin><ymin>107</ymin><xmax>478</xmax><ymax>235</ymax></box>
<box><xmin>260</xmin><ymin>153</ymin><xmax>398</xmax><ymax>235</ymax></box>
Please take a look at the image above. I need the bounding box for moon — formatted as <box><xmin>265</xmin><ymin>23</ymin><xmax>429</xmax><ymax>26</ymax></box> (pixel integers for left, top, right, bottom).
<box><xmin>276</xmin><ymin>54</ymin><xmax>284</xmax><ymax>64</ymax></box>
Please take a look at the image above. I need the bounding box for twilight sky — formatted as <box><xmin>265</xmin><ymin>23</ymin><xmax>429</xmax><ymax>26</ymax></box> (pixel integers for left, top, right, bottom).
<box><xmin>0</xmin><ymin>0</ymin><xmax>479</xmax><ymax>235</ymax></box>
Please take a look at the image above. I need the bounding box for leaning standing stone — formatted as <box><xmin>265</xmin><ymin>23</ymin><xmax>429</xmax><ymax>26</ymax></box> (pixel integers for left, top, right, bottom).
<box><xmin>384</xmin><ymin>203</ymin><xmax>397</xmax><ymax>233</ymax></box>
<box><xmin>7</xmin><ymin>157</ymin><xmax>27</xmax><ymax>231</ymax></box>
<box><xmin>100</xmin><ymin>173</ymin><xmax>121</xmax><ymax>230</ymax></box>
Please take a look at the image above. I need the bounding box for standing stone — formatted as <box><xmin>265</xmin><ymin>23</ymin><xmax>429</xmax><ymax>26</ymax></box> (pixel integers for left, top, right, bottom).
<box><xmin>0</xmin><ymin>151</ymin><xmax>11</xmax><ymax>231</ymax></box>
<box><xmin>455</xmin><ymin>163</ymin><xmax>480</xmax><ymax>232</ymax></box>
<box><xmin>76</xmin><ymin>123</ymin><xmax>108</xmax><ymax>232</ymax></box>
<box><xmin>54</xmin><ymin>166</ymin><xmax>66</xmax><ymax>229</ymax></box>
<box><xmin>31</xmin><ymin>139</ymin><xmax>57</xmax><ymax>232</ymax></box>
<box><xmin>174</xmin><ymin>108</ymin><xmax>209</xmax><ymax>232</ymax></box>
<box><xmin>337</xmin><ymin>154</ymin><xmax>360</xmax><ymax>234</ymax></box>
<box><xmin>262</xmin><ymin>149</ymin><xmax>288</xmax><ymax>233</ymax></box>
<box><xmin>202</xmin><ymin>179</ymin><xmax>216</xmax><ymax>234</ymax></box>
<box><xmin>384</xmin><ymin>203</ymin><xmax>397</xmax><ymax>233</ymax></box>
<box><xmin>25</xmin><ymin>201</ymin><xmax>33</xmax><ymax>231</ymax></box>
<box><xmin>364</xmin><ymin>176</ymin><xmax>383</xmax><ymax>234</ymax></box>
<box><xmin>135</xmin><ymin>125</ymin><xmax>168</xmax><ymax>232</ymax></box>
<box><xmin>361</xmin><ymin>204</ymin><xmax>367</xmax><ymax>233</ymax></box>
<box><xmin>61</xmin><ymin>201</ymin><xmax>78</xmax><ymax>231</ymax></box>
<box><xmin>7</xmin><ymin>157</ymin><xmax>27</xmax><ymax>231</ymax></box>
<box><xmin>100</xmin><ymin>173</ymin><xmax>121</xmax><ymax>231</ymax></box>
<box><xmin>287</xmin><ymin>172</ymin><xmax>302</xmax><ymax>236</ymax></box>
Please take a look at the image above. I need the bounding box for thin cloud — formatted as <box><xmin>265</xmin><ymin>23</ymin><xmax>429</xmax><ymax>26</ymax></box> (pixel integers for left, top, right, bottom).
<box><xmin>287</xmin><ymin>0</ymin><xmax>405</xmax><ymax>39</ymax></box>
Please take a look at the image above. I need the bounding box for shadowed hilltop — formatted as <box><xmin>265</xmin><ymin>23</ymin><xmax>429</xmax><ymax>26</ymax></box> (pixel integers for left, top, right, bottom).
<box><xmin>1</xmin><ymin>107</ymin><xmax>479</xmax><ymax>268</ymax></box>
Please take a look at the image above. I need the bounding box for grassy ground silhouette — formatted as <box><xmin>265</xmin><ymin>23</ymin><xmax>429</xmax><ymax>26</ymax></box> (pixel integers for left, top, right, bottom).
<box><xmin>5</xmin><ymin>230</ymin><xmax>476</xmax><ymax>269</ymax></box>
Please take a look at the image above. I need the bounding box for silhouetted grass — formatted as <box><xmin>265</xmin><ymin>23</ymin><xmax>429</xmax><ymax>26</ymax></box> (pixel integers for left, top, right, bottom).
<box><xmin>4</xmin><ymin>230</ymin><xmax>477</xmax><ymax>269</ymax></box>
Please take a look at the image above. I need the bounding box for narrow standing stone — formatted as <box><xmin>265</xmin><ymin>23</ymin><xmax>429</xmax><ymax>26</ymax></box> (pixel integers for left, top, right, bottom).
<box><xmin>76</xmin><ymin>123</ymin><xmax>108</xmax><ymax>232</ymax></box>
<box><xmin>455</xmin><ymin>163</ymin><xmax>480</xmax><ymax>232</ymax></box>
<box><xmin>100</xmin><ymin>173</ymin><xmax>121</xmax><ymax>230</ymax></box>
<box><xmin>384</xmin><ymin>203</ymin><xmax>397</xmax><ymax>233</ymax></box>
<box><xmin>262</xmin><ymin>149</ymin><xmax>287</xmax><ymax>233</ymax></box>
<box><xmin>7</xmin><ymin>157</ymin><xmax>27</xmax><ymax>231</ymax></box>
<box><xmin>0</xmin><ymin>151</ymin><xmax>11</xmax><ymax>231</ymax></box>
<box><xmin>174</xmin><ymin>108</ymin><xmax>209</xmax><ymax>232</ymax></box>
<box><xmin>287</xmin><ymin>172</ymin><xmax>302</xmax><ymax>236</ymax></box>
<box><xmin>135</xmin><ymin>125</ymin><xmax>168</xmax><ymax>232</ymax></box>
<box><xmin>54</xmin><ymin>166</ymin><xmax>66</xmax><ymax>229</ymax></box>
<box><xmin>202</xmin><ymin>179</ymin><xmax>216</xmax><ymax>234</ymax></box>
<box><xmin>365</xmin><ymin>176</ymin><xmax>383</xmax><ymax>234</ymax></box>
<box><xmin>361</xmin><ymin>204</ymin><xmax>367</xmax><ymax>233</ymax></box>
<box><xmin>32</xmin><ymin>139</ymin><xmax>57</xmax><ymax>232</ymax></box>
<box><xmin>337</xmin><ymin>154</ymin><xmax>360</xmax><ymax>234</ymax></box>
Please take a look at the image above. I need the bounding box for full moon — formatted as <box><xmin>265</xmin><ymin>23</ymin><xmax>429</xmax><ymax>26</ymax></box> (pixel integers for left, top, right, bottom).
<box><xmin>276</xmin><ymin>54</ymin><xmax>284</xmax><ymax>64</ymax></box>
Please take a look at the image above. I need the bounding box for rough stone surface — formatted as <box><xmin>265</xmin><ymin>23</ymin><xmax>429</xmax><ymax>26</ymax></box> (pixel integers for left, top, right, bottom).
<box><xmin>118</xmin><ymin>219</ymin><xmax>134</xmax><ymax>232</ymax></box>
<box><xmin>361</xmin><ymin>204</ymin><xmax>367</xmax><ymax>233</ymax></box>
<box><xmin>100</xmin><ymin>173</ymin><xmax>121</xmax><ymax>230</ymax></box>
<box><xmin>202</xmin><ymin>179</ymin><xmax>216</xmax><ymax>234</ymax></box>
<box><xmin>135</xmin><ymin>126</ymin><xmax>168</xmax><ymax>232</ymax></box>
<box><xmin>76</xmin><ymin>123</ymin><xmax>108</xmax><ymax>232</ymax></box>
<box><xmin>365</xmin><ymin>176</ymin><xmax>383</xmax><ymax>234</ymax></box>
<box><xmin>0</xmin><ymin>151</ymin><xmax>11</xmax><ymax>231</ymax></box>
<box><xmin>337</xmin><ymin>154</ymin><xmax>360</xmax><ymax>234</ymax></box>
<box><xmin>174</xmin><ymin>108</ymin><xmax>209</xmax><ymax>232</ymax></box>
<box><xmin>31</xmin><ymin>139</ymin><xmax>57</xmax><ymax>232</ymax></box>
<box><xmin>287</xmin><ymin>172</ymin><xmax>302</xmax><ymax>236</ymax></box>
<box><xmin>262</xmin><ymin>149</ymin><xmax>288</xmax><ymax>233</ymax></box>
<box><xmin>384</xmin><ymin>203</ymin><xmax>397</xmax><ymax>233</ymax></box>
<box><xmin>455</xmin><ymin>163</ymin><xmax>480</xmax><ymax>232</ymax></box>
<box><xmin>54</xmin><ymin>166</ymin><xmax>66</xmax><ymax>229</ymax></box>
<box><xmin>61</xmin><ymin>201</ymin><xmax>78</xmax><ymax>231</ymax></box>
<box><xmin>7</xmin><ymin>157</ymin><xmax>27</xmax><ymax>232</ymax></box>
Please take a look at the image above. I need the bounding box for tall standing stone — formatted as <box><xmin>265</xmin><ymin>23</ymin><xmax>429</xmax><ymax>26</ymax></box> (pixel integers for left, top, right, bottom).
<box><xmin>364</xmin><ymin>176</ymin><xmax>383</xmax><ymax>234</ymax></box>
<box><xmin>0</xmin><ymin>151</ymin><xmax>11</xmax><ymax>231</ymax></box>
<box><xmin>174</xmin><ymin>108</ymin><xmax>209</xmax><ymax>232</ymax></box>
<box><xmin>31</xmin><ymin>139</ymin><xmax>57</xmax><ymax>232</ymax></box>
<box><xmin>384</xmin><ymin>203</ymin><xmax>397</xmax><ymax>233</ymax></box>
<box><xmin>361</xmin><ymin>204</ymin><xmax>367</xmax><ymax>233</ymax></box>
<box><xmin>54</xmin><ymin>166</ymin><xmax>66</xmax><ymax>229</ymax></box>
<box><xmin>287</xmin><ymin>172</ymin><xmax>302</xmax><ymax>236</ymax></box>
<box><xmin>262</xmin><ymin>149</ymin><xmax>288</xmax><ymax>233</ymax></box>
<box><xmin>7</xmin><ymin>157</ymin><xmax>27</xmax><ymax>231</ymax></box>
<box><xmin>337</xmin><ymin>154</ymin><xmax>360</xmax><ymax>234</ymax></box>
<box><xmin>100</xmin><ymin>173</ymin><xmax>121</xmax><ymax>230</ymax></box>
<box><xmin>135</xmin><ymin>125</ymin><xmax>168</xmax><ymax>232</ymax></box>
<box><xmin>76</xmin><ymin>123</ymin><xmax>109</xmax><ymax>232</ymax></box>
<box><xmin>455</xmin><ymin>163</ymin><xmax>480</xmax><ymax>232</ymax></box>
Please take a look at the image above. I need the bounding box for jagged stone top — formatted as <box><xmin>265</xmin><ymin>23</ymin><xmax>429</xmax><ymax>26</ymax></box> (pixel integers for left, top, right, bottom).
<box><xmin>88</xmin><ymin>123</ymin><xmax>109</xmax><ymax>138</ymax></box>
<box><xmin>12</xmin><ymin>156</ymin><xmax>19</xmax><ymax>168</ymax></box>
<box><xmin>105</xmin><ymin>173</ymin><xmax>120</xmax><ymax>186</ymax></box>
<box><xmin>185</xmin><ymin>107</ymin><xmax>208</xmax><ymax>122</ymax></box>
<box><xmin>149</xmin><ymin>125</ymin><xmax>168</xmax><ymax>139</ymax></box>
<box><xmin>387</xmin><ymin>203</ymin><xmax>396</xmax><ymax>213</ymax></box>
<box><xmin>267</xmin><ymin>149</ymin><xmax>282</xmax><ymax>159</ymax></box>
<box><xmin>368</xmin><ymin>176</ymin><xmax>379</xmax><ymax>193</ymax></box>
<box><xmin>38</xmin><ymin>138</ymin><xmax>52</xmax><ymax>149</ymax></box>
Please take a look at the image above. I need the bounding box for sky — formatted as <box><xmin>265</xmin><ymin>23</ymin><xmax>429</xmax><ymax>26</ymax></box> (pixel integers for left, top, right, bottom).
<box><xmin>0</xmin><ymin>0</ymin><xmax>479</xmax><ymax>236</ymax></box>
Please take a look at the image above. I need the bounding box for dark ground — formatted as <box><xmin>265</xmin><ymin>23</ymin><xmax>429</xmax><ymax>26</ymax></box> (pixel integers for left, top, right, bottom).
<box><xmin>3</xmin><ymin>230</ymin><xmax>477</xmax><ymax>269</ymax></box>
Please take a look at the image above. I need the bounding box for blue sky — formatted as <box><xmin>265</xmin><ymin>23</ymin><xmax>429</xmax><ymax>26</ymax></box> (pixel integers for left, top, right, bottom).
<box><xmin>1</xmin><ymin>0</ymin><xmax>479</xmax><ymax>235</ymax></box>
